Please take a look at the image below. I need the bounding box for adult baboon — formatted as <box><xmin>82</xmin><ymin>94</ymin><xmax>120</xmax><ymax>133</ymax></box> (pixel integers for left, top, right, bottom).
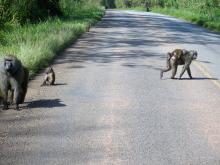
<box><xmin>41</xmin><ymin>67</ymin><xmax>55</xmax><ymax>86</ymax></box>
<box><xmin>0</xmin><ymin>55</ymin><xmax>29</xmax><ymax>110</ymax></box>
<box><xmin>160</xmin><ymin>49</ymin><xmax>198</xmax><ymax>79</ymax></box>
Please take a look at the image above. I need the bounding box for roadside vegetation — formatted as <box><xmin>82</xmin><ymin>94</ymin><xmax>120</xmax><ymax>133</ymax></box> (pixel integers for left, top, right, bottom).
<box><xmin>105</xmin><ymin>0</ymin><xmax>220</xmax><ymax>33</ymax></box>
<box><xmin>0</xmin><ymin>0</ymin><xmax>104</xmax><ymax>76</ymax></box>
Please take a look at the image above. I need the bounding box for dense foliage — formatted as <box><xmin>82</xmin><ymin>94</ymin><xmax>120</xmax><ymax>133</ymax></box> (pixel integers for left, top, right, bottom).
<box><xmin>101</xmin><ymin>0</ymin><xmax>116</xmax><ymax>8</ymax></box>
<box><xmin>0</xmin><ymin>0</ymin><xmax>102</xmax><ymax>25</ymax></box>
<box><xmin>0</xmin><ymin>0</ymin><xmax>62</xmax><ymax>25</ymax></box>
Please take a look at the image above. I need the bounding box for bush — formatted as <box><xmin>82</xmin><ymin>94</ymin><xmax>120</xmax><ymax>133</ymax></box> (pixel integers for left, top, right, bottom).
<box><xmin>0</xmin><ymin>0</ymin><xmax>62</xmax><ymax>25</ymax></box>
<box><xmin>100</xmin><ymin>0</ymin><xmax>116</xmax><ymax>8</ymax></box>
<box><xmin>0</xmin><ymin>0</ymin><xmax>104</xmax><ymax>76</ymax></box>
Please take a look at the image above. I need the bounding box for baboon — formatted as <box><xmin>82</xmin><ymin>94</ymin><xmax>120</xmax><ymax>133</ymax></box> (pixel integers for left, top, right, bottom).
<box><xmin>160</xmin><ymin>49</ymin><xmax>198</xmax><ymax>79</ymax></box>
<box><xmin>0</xmin><ymin>55</ymin><xmax>29</xmax><ymax>110</ymax></box>
<box><xmin>41</xmin><ymin>67</ymin><xmax>55</xmax><ymax>86</ymax></box>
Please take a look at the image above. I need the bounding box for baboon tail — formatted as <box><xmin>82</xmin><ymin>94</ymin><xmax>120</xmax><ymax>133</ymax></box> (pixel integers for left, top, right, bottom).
<box><xmin>20</xmin><ymin>67</ymin><xmax>29</xmax><ymax>104</ymax></box>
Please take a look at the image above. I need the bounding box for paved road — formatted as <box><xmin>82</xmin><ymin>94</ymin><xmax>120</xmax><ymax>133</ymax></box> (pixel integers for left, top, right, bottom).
<box><xmin>1</xmin><ymin>10</ymin><xmax>220</xmax><ymax>165</ymax></box>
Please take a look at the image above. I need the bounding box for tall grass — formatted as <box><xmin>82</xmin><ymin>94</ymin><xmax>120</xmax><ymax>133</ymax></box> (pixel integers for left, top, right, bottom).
<box><xmin>0</xmin><ymin>0</ymin><xmax>62</xmax><ymax>25</ymax></box>
<box><xmin>0</xmin><ymin>3</ymin><xmax>104</xmax><ymax>76</ymax></box>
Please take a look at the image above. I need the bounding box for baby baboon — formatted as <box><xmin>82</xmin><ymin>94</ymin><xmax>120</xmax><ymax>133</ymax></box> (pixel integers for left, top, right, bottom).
<box><xmin>41</xmin><ymin>67</ymin><xmax>55</xmax><ymax>86</ymax></box>
<box><xmin>0</xmin><ymin>55</ymin><xmax>29</xmax><ymax>110</ymax></box>
<box><xmin>160</xmin><ymin>49</ymin><xmax>198</xmax><ymax>79</ymax></box>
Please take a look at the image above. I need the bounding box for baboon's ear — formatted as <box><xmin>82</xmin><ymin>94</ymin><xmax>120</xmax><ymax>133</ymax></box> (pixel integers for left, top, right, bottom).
<box><xmin>189</xmin><ymin>50</ymin><xmax>197</xmax><ymax>59</ymax></box>
<box><xmin>194</xmin><ymin>50</ymin><xmax>198</xmax><ymax>55</ymax></box>
<box><xmin>192</xmin><ymin>50</ymin><xmax>198</xmax><ymax>59</ymax></box>
<box><xmin>167</xmin><ymin>52</ymin><xmax>172</xmax><ymax>56</ymax></box>
<box><xmin>182</xmin><ymin>49</ymin><xmax>187</xmax><ymax>54</ymax></box>
<box><xmin>190</xmin><ymin>50</ymin><xmax>196</xmax><ymax>55</ymax></box>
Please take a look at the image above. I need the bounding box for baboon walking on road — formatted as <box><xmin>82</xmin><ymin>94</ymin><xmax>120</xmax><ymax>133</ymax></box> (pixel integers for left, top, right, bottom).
<box><xmin>160</xmin><ymin>49</ymin><xmax>198</xmax><ymax>79</ymax></box>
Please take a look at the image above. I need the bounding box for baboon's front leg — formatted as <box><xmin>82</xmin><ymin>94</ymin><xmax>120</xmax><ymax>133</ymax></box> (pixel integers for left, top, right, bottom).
<box><xmin>179</xmin><ymin>63</ymin><xmax>190</xmax><ymax>79</ymax></box>
<box><xmin>187</xmin><ymin>67</ymin><xmax>192</xmax><ymax>79</ymax></box>
<box><xmin>160</xmin><ymin>66</ymin><xmax>172</xmax><ymax>79</ymax></box>
<box><xmin>8</xmin><ymin>89</ymin><xmax>14</xmax><ymax>105</ymax></box>
<box><xmin>2</xmin><ymin>89</ymin><xmax>8</xmax><ymax>110</ymax></box>
<box><xmin>171</xmin><ymin>65</ymin><xmax>177</xmax><ymax>79</ymax></box>
<box><xmin>170</xmin><ymin>59</ymin><xmax>177</xmax><ymax>79</ymax></box>
<box><xmin>11</xmin><ymin>80</ymin><xmax>22</xmax><ymax>110</ymax></box>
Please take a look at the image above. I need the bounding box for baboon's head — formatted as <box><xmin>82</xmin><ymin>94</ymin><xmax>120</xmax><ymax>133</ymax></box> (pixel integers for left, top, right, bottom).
<box><xmin>45</xmin><ymin>67</ymin><xmax>54</xmax><ymax>74</ymax></box>
<box><xmin>190</xmin><ymin>50</ymin><xmax>198</xmax><ymax>60</ymax></box>
<box><xmin>4</xmin><ymin>59</ymin><xmax>13</xmax><ymax>72</ymax></box>
<box><xmin>4</xmin><ymin>55</ymin><xmax>22</xmax><ymax>75</ymax></box>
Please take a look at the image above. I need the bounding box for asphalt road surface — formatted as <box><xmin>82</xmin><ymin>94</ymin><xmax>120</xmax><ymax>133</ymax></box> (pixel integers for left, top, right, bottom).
<box><xmin>1</xmin><ymin>10</ymin><xmax>220</xmax><ymax>165</ymax></box>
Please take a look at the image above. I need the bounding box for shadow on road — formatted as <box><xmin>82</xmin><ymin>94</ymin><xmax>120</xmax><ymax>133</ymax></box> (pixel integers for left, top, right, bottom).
<box><xmin>53</xmin><ymin>10</ymin><xmax>220</xmax><ymax>69</ymax></box>
<box><xmin>66</xmin><ymin>65</ymin><xmax>85</xmax><ymax>69</ymax></box>
<box><xmin>39</xmin><ymin>83</ymin><xmax>67</xmax><ymax>86</ymax></box>
<box><xmin>52</xmin><ymin>83</ymin><xmax>67</xmax><ymax>86</ymax></box>
<box><xmin>27</xmin><ymin>99</ymin><xmax>66</xmax><ymax>109</ymax></box>
<box><xmin>198</xmin><ymin>60</ymin><xmax>212</xmax><ymax>64</ymax></box>
<box><xmin>100</xmin><ymin>11</ymin><xmax>220</xmax><ymax>45</ymax></box>
<box><xmin>162</xmin><ymin>77</ymin><xmax>218</xmax><ymax>80</ymax></box>
<box><xmin>184</xmin><ymin>77</ymin><xmax>218</xmax><ymax>80</ymax></box>
<box><xmin>121</xmin><ymin>62</ymin><xmax>161</xmax><ymax>70</ymax></box>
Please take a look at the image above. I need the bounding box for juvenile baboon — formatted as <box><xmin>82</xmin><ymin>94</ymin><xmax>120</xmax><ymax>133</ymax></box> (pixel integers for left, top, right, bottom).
<box><xmin>0</xmin><ymin>55</ymin><xmax>29</xmax><ymax>110</ymax></box>
<box><xmin>41</xmin><ymin>67</ymin><xmax>55</xmax><ymax>86</ymax></box>
<box><xmin>160</xmin><ymin>49</ymin><xmax>198</xmax><ymax>79</ymax></box>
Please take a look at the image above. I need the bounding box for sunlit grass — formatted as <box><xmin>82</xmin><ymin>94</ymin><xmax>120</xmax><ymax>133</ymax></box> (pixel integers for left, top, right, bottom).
<box><xmin>0</xmin><ymin>6</ymin><xmax>104</xmax><ymax>76</ymax></box>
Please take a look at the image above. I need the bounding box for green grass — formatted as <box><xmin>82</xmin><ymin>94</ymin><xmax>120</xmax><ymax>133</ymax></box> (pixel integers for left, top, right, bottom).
<box><xmin>118</xmin><ymin>7</ymin><xmax>220</xmax><ymax>33</ymax></box>
<box><xmin>0</xmin><ymin>6</ymin><xmax>104</xmax><ymax>76</ymax></box>
<box><xmin>152</xmin><ymin>7</ymin><xmax>220</xmax><ymax>32</ymax></box>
